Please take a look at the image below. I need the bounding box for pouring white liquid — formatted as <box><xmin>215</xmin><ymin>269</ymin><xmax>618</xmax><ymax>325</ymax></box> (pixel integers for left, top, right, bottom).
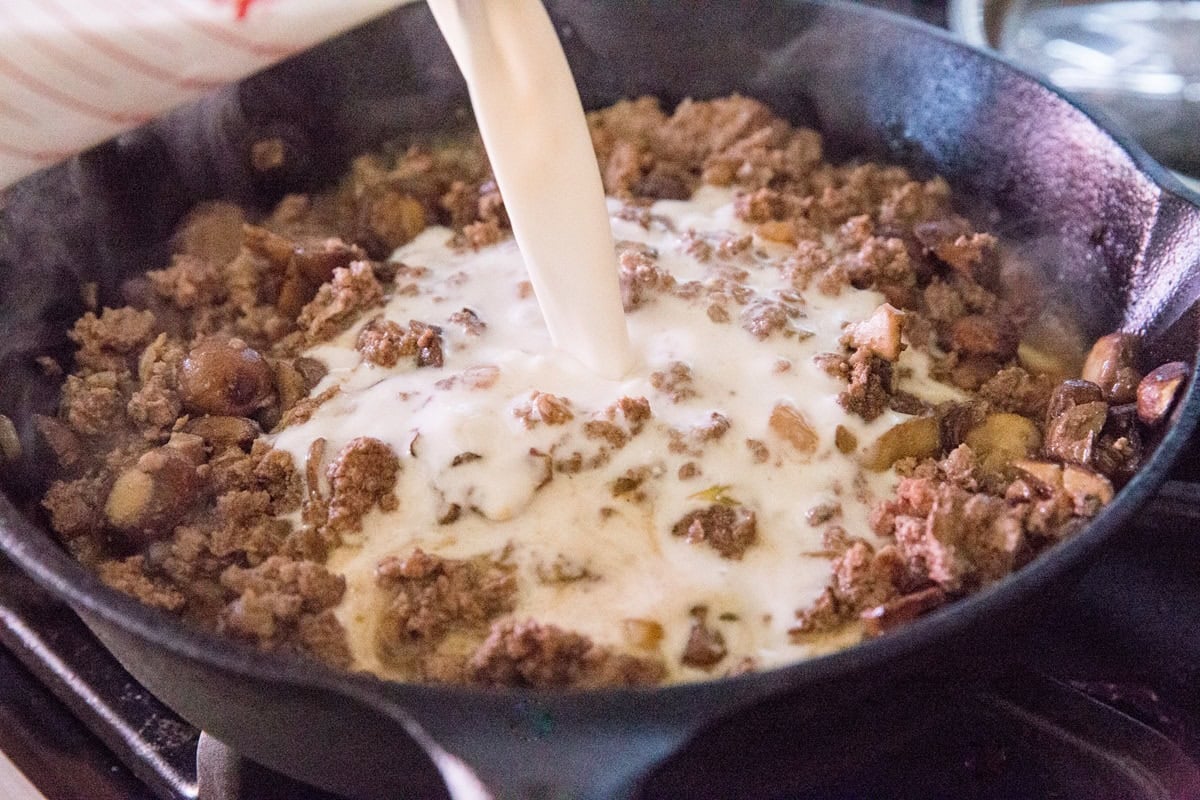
<box><xmin>425</xmin><ymin>0</ymin><xmax>634</xmax><ymax>378</ymax></box>
<box><xmin>1</xmin><ymin>0</ymin><xmax>630</xmax><ymax>379</ymax></box>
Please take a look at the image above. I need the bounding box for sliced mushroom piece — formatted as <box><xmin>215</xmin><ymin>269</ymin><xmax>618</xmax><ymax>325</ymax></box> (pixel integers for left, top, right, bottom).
<box><xmin>1045</xmin><ymin>379</ymin><xmax>1105</xmax><ymax>424</ymax></box>
<box><xmin>0</xmin><ymin>414</ymin><xmax>20</xmax><ymax>465</ymax></box>
<box><xmin>179</xmin><ymin>337</ymin><xmax>276</xmax><ymax>417</ymax></box>
<box><xmin>755</xmin><ymin>220</ymin><xmax>799</xmax><ymax>245</ymax></box>
<box><xmin>1081</xmin><ymin>333</ymin><xmax>1141</xmax><ymax>403</ymax></box>
<box><xmin>1044</xmin><ymin>401</ymin><xmax>1108</xmax><ymax>465</ymax></box>
<box><xmin>1092</xmin><ymin>403</ymin><xmax>1143</xmax><ymax>483</ymax></box>
<box><xmin>860</xmin><ymin>586</ymin><xmax>947</xmax><ymax>636</ymax></box>
<box><xmin>1015</xmin><ymin>313</ymin><xmax>1087</xmax><ymax>382</ymax></box>
<box><xmin>937</xmin><ymin>401</ymin><xmax>989</xmax><ymax>451</ymax></box>
<box><xmin>1017</xmin><ymin>341</ymin><xmax>1075</xmax><ymax>383</ymax></box>
<box><xmin>769</xmin><ymin>402</ymin><xmax>819</xmax><ymax>454</ymax></box>
<box><xmin>273</xmin><ymin>357</ymin><xmax>328</xmax><ymax>414</ymax></box>
<box><xmin>292</xmin><ymin>239</ymin><xmax>363</xmax><ymax>284</ymax></box>
<box><xmin>359</xmin><ymin>189</ymin><xmax>427</xmax><ymax>256</ymax></box>
<box><xmin>241</xmin><ymin>224</ymin><xmax>295</xmax><ymax>269</ymax></box>
<box><xmin>861</xmin><ymin>416</ymin><xmax>939</xmax><ymax>471</ymax></box>
<box><xmin>105</xmin><ymin>447</ymin><xmax>202</xmax><ymax>541</ymax></box>
<box><xmin>1137</xmin><ymin>361</ymin><xmax>1189</xmax><ymax>426</ymax></box>
<box><xmin>293</xmin><ymin>356</ymin><xmax>329</xmax><ymax>388</ymax></box>
<box><xmin>963</xmin><ymin>413</ymin><xmax>1042</xmax><ymax>473</ymax></box>
<box><xmin>834</xmin><ymin>424</ymin><xmax>858</xmax><ymax>455</ymax></box>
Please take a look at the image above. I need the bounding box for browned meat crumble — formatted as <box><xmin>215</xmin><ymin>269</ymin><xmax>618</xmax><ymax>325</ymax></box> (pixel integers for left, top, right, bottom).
<box><xmin>33</xmin><ymin>94</ymin><xmax>1190</xmax><ymax>687</ymax></box>
<box><xmin>470</xmin><ymin>620</ymin><xmax>666</xmax><ymax>688</ymax></box>
<box><xmin>671</xmin><ymin>505</ymin><xmax>758</xmax><ymax>560</ymax></box>
<box><xmin>374</xmin><ymin>548</ymin><xmax>518</xmax><ymax>681</ymax></box>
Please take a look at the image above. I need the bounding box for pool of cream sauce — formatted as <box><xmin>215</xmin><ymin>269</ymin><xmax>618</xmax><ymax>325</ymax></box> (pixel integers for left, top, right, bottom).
<box><xmin>270</xmin><ymin>186</ymin><xmax>962</xmax><ymax>683</ymax></box>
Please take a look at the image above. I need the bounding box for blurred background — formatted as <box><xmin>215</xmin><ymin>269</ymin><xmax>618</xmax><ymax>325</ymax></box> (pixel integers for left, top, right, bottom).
<box><xmin>860</xmin><ymin>0</ymin><xmax>1199</xmax><ymax>186</ymax></box>
<box><xmin>946</xmin><ymin>0</ymin><xmax>1200</xmax><ymax>185</ymax></box>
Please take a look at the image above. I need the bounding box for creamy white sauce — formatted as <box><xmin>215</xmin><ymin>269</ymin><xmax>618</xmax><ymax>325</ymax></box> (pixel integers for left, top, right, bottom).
<box><xmin>270</xmin><ymin>187</ymin><xmax>959</xmax><ymax>683</ymax></box>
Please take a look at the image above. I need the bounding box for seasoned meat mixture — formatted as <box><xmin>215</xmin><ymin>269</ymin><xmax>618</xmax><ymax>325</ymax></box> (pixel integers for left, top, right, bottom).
<box><xmin>34</xmin><ymin>96</ymin><xmax>1189</xmax><ymax>687</ymax></box>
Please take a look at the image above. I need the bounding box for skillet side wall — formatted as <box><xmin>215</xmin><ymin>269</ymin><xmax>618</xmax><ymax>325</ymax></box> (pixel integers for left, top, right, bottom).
<box><xmin>1</xmin><ymin>2</ymin><xmax>1199</xmax><ymax>798</ymax></box>
<box><xmin>74</xmin><ymin>588</ymin><xmax>1052</xmax><ymax>800</ymax></box>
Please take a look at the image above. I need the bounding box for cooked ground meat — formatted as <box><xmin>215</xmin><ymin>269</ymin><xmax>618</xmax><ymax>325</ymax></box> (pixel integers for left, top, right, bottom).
<box><xmin>356</xmin><ymin>317</ymin><xmax>408</xmax><ymax>367</ymax></box>
<box><xmin>887</xmin><ymin>482</ymin><xmax>1024</xmax><ymax>591</ymax></box>
<box><xmin>680</xmin><ymin>607</ymin><xmax>728</xmax><ymax>668</ymax></box>
<box><xmin>459</xmin><ymin>219</ymin><xmax>506</xmax><ymax>250</ymax></box>
<box><xmin>448</xmin><ymin>307</ymin><xmax>486</xmax><ymax>336</ymax></box>
<box><xmin>33</xmin><ymin>415</ymin><xmax>83</xmax><ymax>471</ymax></box>
<box><xmin>356</xmin><ymin>317</ymin><xmax>445</xmax><ymax>369</ymax></box>
<box><xmin>299</xmin><ymin>261</ymin><xmax>385</xmax><ymax>343</ymax></box>
<box><xmin>619</xmin><ymin>249</ymin><xmax>675</xmax><ymax>311</ymax></box>
<box><xmin>468</xmin><ymin>620</ymin><xmax>666</xmax><ymax>688</ymax></box>
<box><xmin>61</xmin><ymin>372</ymin><xmax>127</xmax><ymax>436</ymax></box>
<box><xmin>831</xmin><ymin>540</ymin><xmax>907</xmax><ymax>610</ymax></box>
<box><xmin>948</xmin><ymin>314</ymin><xmax>1020</xmax><ymax>360</ymax></box>
<box><xmin>128</xmin><ymin>336</ymin><xmax>186</xmax><ymax>430</ymax></box>
<box><xmin>583</xmin><ymin>396</ymin><xmax>652</xmax><ymax>449</ymax></box>
<box><xmin>323</xmin><ymin>437</ymin><xmax>400</xmax><ymax>535</ymax></box>
<box><xmin>375</xmin><ymin>549</ymin><xmax>516</xmax><ymax>677</ymax></box>
<box><xmin>649</xmin><ymin>361</ymin><xmax>697</xmax><ymax>403</ymax></box>
<box><xmin>34</xmin><ymin>94</ymin><xmax>1173</xmax><ymax>688</ymax></box>
<box><xmin>69</xmin><ymin>308</ymin><xmax>158</xmax><ymax>375</ymax></box>
<box><xmin>791</xmin><ymin>538</ymin><xmax>908</xmax><ymax>637</ymax></box>
<box><xmin>96</xmin><ymin>556</ymin><xmax>186</xmax><ymax>612</ymax></box>
<box><xmin>671</xmin><ymin>504</ymin><xmax>758</xmax><ymax>559</ymax></box>
<box><xmin>741</xmin><ymin>298</ymin><xmax>798</xmax><ymax>339</ymax></box>
<box><xmin>38</xmin><ymin>214</ymin><xmax>359</xmax><ymax>661</ymax></box>
<box><xmin>218</xmin><ymin>556</ymin><xmax>350</xmax><ymax>666</ymax></box>
<box><xmin>838</xmin><ymin>348</ymin><xmax>893</xmax><ymax>422</ymax></box>
<box><xmin>979</xmin><ymin>366</ymin><xmax>1053</xmax><ymax>418</ymax></box>
<box><xmin>514</xmin><ymin>391</ymin><xmax>575</xmax><ymax>427</ymax></box>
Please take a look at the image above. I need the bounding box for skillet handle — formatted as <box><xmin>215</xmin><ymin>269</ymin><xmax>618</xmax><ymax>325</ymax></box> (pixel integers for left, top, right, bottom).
<box><xmin>355</xmin><ymin>688</ymin><xmax>707</xmax><ymax>800</ymax></box>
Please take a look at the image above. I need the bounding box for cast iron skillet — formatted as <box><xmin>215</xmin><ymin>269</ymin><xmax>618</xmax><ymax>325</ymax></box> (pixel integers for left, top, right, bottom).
<box><xmin>2</xmin><ymin>2</ymin><xmax>1200</xmax><ymax>798</ymax></box>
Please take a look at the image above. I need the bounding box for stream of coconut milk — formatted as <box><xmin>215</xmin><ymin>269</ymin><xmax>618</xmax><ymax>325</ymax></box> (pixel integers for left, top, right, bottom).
<box><xmin>425</xmin><ymin>0</ymin><xmax>634</xmax><ymax>379</ymax></box>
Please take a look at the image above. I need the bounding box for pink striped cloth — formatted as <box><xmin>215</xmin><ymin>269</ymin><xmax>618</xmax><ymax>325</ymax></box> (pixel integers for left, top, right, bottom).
<box><xmin>0</xmin><ymin>0</ymin><xmax>406</xmax><ymax>187</ymax></box>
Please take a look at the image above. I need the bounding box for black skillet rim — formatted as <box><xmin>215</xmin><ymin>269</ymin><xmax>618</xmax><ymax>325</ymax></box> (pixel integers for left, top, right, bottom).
<box><xmin>1</xmin><ymin>0</ymin><xmax>1199</xmax><ymax>718</ymax></box>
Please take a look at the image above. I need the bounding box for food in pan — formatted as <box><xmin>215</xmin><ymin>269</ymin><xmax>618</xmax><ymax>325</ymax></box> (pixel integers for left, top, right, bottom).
<box><xmin>34</xmin><ymin>96</ymin><xmax>1189</xmax><ymax>687</ymax></box>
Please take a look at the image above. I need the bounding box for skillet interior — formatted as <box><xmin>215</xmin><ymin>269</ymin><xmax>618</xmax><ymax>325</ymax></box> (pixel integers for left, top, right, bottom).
<box><xmin>2</xmin><ymin>2</ymin><xmax>1200</xmax><ymax>798</ymax></box>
